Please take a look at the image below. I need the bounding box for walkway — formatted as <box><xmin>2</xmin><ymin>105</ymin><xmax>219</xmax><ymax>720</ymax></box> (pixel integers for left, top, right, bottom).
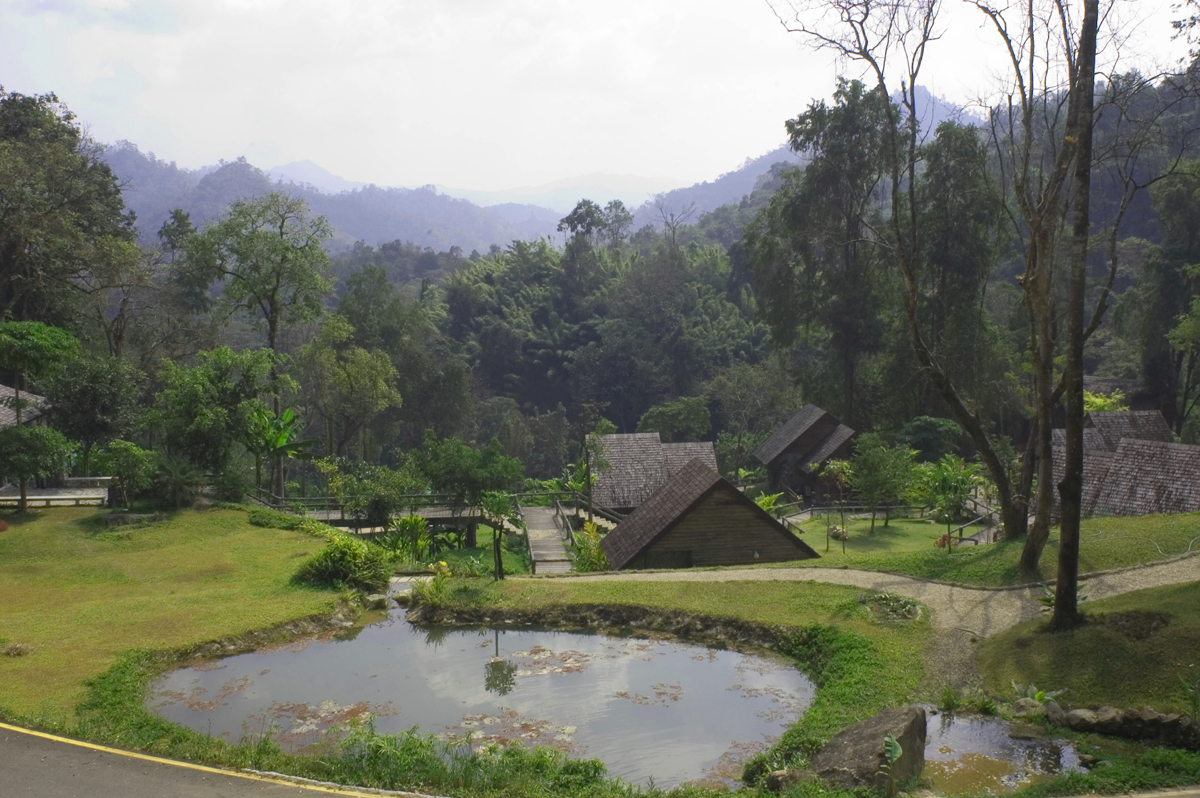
<box><xmin>560</xmin><ymin>554</ymin><xmax>1200</xmax><ymax>637</ymax></box>
<box><xmin>522</xmin><ymin>506</ymin><xmax>572</xmax><ymax>575</ymax></box>
<box><xmin>0</xmin><ymin>486</ymin><xmax>106</xmax><ymax>507</ymax></box>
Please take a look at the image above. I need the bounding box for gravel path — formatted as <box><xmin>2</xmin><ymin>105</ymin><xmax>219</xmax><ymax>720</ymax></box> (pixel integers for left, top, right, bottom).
<box><xmin>560</xmin><ymin>553</ymin><xmax>1200</xmax><ymax>638</ymax></box>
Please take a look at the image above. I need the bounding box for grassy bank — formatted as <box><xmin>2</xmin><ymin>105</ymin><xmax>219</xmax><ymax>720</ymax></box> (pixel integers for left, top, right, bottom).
<box><xmin>0</xmin><ymin>506</ymin><xmax>339</xmax><ymax>720</ymax></box>
<box><xmin>978</xmin><ymin>580</ymin><xmax>1200</xmax><ymax>714</ymax></box>
<box><xmin>787</xmin><ymin>512</ymin><xmax>1200</xmax><ymax>586</ymax></box>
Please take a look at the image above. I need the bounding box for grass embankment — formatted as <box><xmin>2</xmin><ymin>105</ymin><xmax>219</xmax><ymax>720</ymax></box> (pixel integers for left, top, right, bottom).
<box><xmin>0</xmin><ymin>507</ymin><xmax>339</xmax><ymax>721</ymax></box>
<box><xmin>433</xmin><ymin>524</ymin><xmax>531</xmax><ymax>576</ymax></box>
<box><xmin>789</xmin><ymin>512</ymin><xmax>1200</xmax><ymax>586</ymax></box>
<box><xmin>979</xmin><ymin>580</ymin><xmax>1200</xmax><ymax>714</ymax></box>
<box><xmin>424</xmin><ymin>577</ymin><xmax>930</xmax><ymax>781</ymax></box>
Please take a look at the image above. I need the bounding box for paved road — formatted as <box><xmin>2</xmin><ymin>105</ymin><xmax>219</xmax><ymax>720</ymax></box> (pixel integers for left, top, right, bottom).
<box><xmin>0</xmin><ymin>722</ymin><xmax>437</xmax><ymax>798</ymax></box>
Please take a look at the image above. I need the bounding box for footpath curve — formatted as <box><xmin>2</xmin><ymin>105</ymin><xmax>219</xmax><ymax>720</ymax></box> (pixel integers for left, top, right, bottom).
<box><xmin>548</xmin><ymin>554</ymin><xmax>1200</xmax><ymax>638</ymax></box>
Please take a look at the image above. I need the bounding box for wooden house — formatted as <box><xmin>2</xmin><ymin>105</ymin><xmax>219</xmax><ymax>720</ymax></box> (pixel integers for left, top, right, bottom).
<box><xmin>0</xmin><ymin>383</ymin><xmax>46</xmax><ymax>429</ymax></box>
<box><xmin>753</xmin><ymin>405</ymin><xmax>855</xmax><ymax>500</ymax></box>
<box><xmin>600</xmin><ymin>458</ymin><xmax>819</xmax><ymax>570</ymax></box>
<box><xmin>1085</xmin><ymin>410</ymin><xmax>1175</xmax><ymax>451</ymax></box>
<box><xmin>589</xmin><ymin>433</ymin><xmax>719</xmax><ymax>514</ymax></box>
<box><xmin>1091</xmin><ymin>439</ymin><xmax>1200</xmax><ymax>516</ymax></box>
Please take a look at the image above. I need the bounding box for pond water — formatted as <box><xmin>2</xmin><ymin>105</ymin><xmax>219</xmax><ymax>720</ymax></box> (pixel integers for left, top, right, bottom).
<box><xmin>149</xmin><ymin>616</ymin><xmax>815</xmax><ymax>788</ymax></box>
<box><xmin>924</xmin><ymin>713</ymin><xmax>1085</xmax><ymax>794</ymax></box>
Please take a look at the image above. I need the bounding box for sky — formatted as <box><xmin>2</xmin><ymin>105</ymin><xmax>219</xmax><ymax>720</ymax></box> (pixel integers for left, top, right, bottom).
<box><xmin>1</xmin><ymin>0</ymin><xmax>1190</xmax><ymax>192</ymax></box>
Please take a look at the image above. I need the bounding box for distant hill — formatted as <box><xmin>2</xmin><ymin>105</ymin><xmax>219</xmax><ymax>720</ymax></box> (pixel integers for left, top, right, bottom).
<box><xmin>438</xmin><ymin>172</ymin><xmax>688</xmax><ymax>214</ymax></box>
<box><xmin>265</xmin><ymin>160</ymin><xmax>368</xmax><ymax>194</ymax></box>
<box><xmin>102</xmin><ymin>143</ymin><xmax>563</xmax><ymax>252</ymax></box>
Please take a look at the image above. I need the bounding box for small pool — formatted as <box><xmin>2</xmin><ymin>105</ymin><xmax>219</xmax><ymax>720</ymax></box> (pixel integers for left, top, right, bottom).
<box><xmin>149</xmin><ymin>616</ymin><xmax>815</xmax><ymax>787</ymax></box>
<box><xmin>924</xmin><ymin>712</ymin><xmax>1085</xmax><ymax>793</ymax></box>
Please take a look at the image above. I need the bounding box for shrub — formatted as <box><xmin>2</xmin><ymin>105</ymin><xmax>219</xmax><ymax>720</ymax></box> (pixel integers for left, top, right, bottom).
<box><xmin>248</xmin><ymin>507</ymin><xmax>303</xmax><ymax>530</ymax></box>
<box><xmin>150</xmin><ymin>456</ymin><xmax>203</xmax><ymax>510</ymax></box>
<box><xmin>569</xmin><ymin>521</ymin><xmax>609</xmax><ymax>572</ymax></box>
<box><xmin>296</xmin><ymin>535</ymin><xmax>391</xmax><ymax>592</ymax></box>
<box><xmin>377</xmin><ymin>515</ymin><xmax>430</xmax><ymax>562</ymax></box>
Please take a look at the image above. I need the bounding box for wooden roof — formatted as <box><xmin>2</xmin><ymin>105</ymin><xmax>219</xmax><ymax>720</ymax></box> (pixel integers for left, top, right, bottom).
<box><xmin>1091</xmin><ymin>439</ymin><xmax>1200</xmax><ymax>517</ymax></box>
<box><xmin>1050</xmin><ymin>427</ymin><xmax>1109</xmax><ymax>453</ymax></box>
<box><xmin>600</xmin><ymin>458</ymin><xmax>816</xmax><ymax>570</ymax></box>
<box><xmin>0</xmin><ymin>384</ymin><xmax>46</xmax><ymax>429</ymax></box>
<box><xmin>1049</xmin><ymin>447</ymin><xmax>1116</xmax><ymax>519</ymax></box>
<box><xmin>589</xmin><ymin>433</ymin><xmax>718</xmax><ymax>510</ymax></box>
<box><xmin>1086</xmin><ymin>410</ymin><xmax>1174</xmax><ymax>452</ymax></box>
<box><xmin>753</xmin><ymin>404</ymin><xmax>841</xmax><ymax>466</ymax></box>
<box><xmin>799</xmin><ymin>424</ymin><xmax>856</xmax><ymax>474</ymax></box>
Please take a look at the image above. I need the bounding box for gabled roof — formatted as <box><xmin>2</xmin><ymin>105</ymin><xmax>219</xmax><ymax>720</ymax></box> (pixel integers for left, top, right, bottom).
<box><xmin>1050</xmin><ymin>427</ymin><xmax>1109</xmax><ymax>453</ymax></box>
<box><xmin>799</xmin><ymin>424</ymin><xmax>856</xmax><ymax>474</ymax></box>
<box><xmin>589</xmin><ymin>434</ymin><xmax>719</xmax><ymax>510</ymax></box>
<box><xmin>600</xmin><ymin>458</ymin><xmax>817</xmax><ymax>570</ymax></box>
<box><xmin>0</xmin><ymin>384</ymin><xmax>47</xmax><ymax>429</ymax></box>
<box><xmin>1091</xmin><ymin>439</ymin><xmax>1200</xmax><ymax>517</ymax></box>
<box><xmin>753</xmin><ymin>404</ymin><xmax>835</xmax><ymax>466</ymax></box>
<box><xmin>1087</xmin><ymin>410</ymin><xmax>1174</xmax><ymax>452</ymax></box>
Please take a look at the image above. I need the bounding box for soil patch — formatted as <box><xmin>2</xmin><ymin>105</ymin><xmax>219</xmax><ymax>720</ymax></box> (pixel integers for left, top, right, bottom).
<box><xmin>1096</xmin><ymin>610</ymin><xmax>1171</xmax><ymax>641</ymax></box>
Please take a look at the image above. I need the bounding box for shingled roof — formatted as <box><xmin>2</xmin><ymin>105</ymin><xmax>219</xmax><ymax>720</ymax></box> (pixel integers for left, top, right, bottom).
<box><xmin>753</xmin><ymin>405</ymin><xmax>832</xmax><ymax>465</ymax></box>
<box><xmin>1050</xmin><ymin>427</ymin><xmax>1109</xmax><ymax>453</ymax></box>
<box><xmin>1049</xmin><ymin>447</ymin><xmax>1116</xmax><ymax>519</ymax></box>
<box><xmin>799</xmin><ymin>424</ymin><xmax>856</xmax><ymax>474</ymax></box>
<box><xmin>600</xmin><ymin>458</ymin><xmax>815</xmax><ymax>570</ymax></box>
<box><xmin>1087</xmin><ymin>410</ymin><xmax>1174</xmax><ymax>452</ymax></box>
<box><xmin>1091</xmin><ymin>439</ymin><xmax>1200</xmax><ymax>517</ymax></box>
<box><xmin>0</xmin><ymin>384</ymin><xmax>46</xmax><ymax>429</ymax></box>
<box><xmin>589</xmin><ymin>434</ymin><xmax>718</xmax><ymax>510</ymax></box>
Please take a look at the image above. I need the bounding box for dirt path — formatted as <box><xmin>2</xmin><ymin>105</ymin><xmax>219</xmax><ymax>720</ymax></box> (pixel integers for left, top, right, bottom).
<box><xmin>560</xmin><ymin>554</ymin><xmax>1200</xmax><ymax>638</ymax></box>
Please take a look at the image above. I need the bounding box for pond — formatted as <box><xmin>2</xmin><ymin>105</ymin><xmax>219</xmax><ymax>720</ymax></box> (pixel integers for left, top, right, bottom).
<box><xmin>149</xmin><ymin>615</ymin><xmax>816</xmax><ymax>788</ymax></box>
<box><xmin>924</xmin><ymin>712</ymin><xmax>1085</xmax><ymax>794</ymax></box>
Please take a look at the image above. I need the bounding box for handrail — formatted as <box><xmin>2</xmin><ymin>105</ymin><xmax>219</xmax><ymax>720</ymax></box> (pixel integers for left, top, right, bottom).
<box><xmin>554</xmin><ymin>499</ymin><xmax>575</xmax><ymax>547</ymax></box>
<box><xmin>571</xmin><ymin>491</ymin><xmax>625</xmax><ymax>524</ymax></box>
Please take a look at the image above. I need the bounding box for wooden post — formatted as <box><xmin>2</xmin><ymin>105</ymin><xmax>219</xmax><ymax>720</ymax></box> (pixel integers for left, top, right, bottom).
<box><xmin>493</xmin><ymin>530</ymin><xmax>504</xmax><ymax>581</ymax></box>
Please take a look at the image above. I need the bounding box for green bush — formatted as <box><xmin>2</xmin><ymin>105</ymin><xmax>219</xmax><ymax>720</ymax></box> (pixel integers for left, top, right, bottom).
<box><xmin>568</xmin><ymin>521</ymin><xmax>609</xmax><ymax>572</ymax></box>
<box><xmin>248</xmin><ymin>507</ymin><xmax>303</xmax><ymax>530</ymax></box>
<box><xmin>296</xmin><ymin>535</ymin><xmax>391</xmax><ymax>592</ymax></box>
<box><xmin>150</xmin><ymin>456</ymin><xmax>203</xmax><ymax>510</ymax></box>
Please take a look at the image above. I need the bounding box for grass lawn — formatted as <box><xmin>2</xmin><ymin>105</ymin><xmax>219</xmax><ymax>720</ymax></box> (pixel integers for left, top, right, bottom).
<box><xmin>785</xmin><ymin>512</ymin><xmax>1200</xmax><ymax>586</ymax></box>
<box><xmin>0</xmin><ymin>506</ymin><xmax>340</xmax><ymax>722</ymax></box>
<box><xmin>978</xmin><ymin>580</ymin><xmax>1200</xmax><ymax>714</ymax></box>
<box><xmin>425</xmin><ymin>524</ymin><xmax>530</xmax><ymax>576</ymax></box>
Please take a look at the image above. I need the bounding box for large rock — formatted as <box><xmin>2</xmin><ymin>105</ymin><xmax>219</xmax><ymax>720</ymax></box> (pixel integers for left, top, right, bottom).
<box><xmin>810</xmin><ymin>706</ymin><xmax>926</xmax><ymax>791</ymax></box>
<box><xmin>1045</xmin><ymin>699</ymin><xmax>1068</xmax><ymax>727</ymax></box>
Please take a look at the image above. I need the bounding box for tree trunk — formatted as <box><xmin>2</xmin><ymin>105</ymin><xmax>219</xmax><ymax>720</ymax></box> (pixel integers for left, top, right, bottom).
<box><xmin>1053</xmin><ymin>0</ymin><xmax>1099</xmax><ymax>632</ymax></box>
<box><xmin>18</xmin><ymin>475</ymin><xmax>28</xmax><ymax>514</ymax></box>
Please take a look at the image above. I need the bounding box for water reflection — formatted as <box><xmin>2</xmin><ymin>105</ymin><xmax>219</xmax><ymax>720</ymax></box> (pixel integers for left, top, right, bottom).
<box><xmin>924</xmin><ymin>712</ymin><xmax>1083</xmax><ymax>794</ymax></box>
<box><xmin>149</xmin><ymin>618</ymin><xmax>814</xmax><ymax>788</ymax></box>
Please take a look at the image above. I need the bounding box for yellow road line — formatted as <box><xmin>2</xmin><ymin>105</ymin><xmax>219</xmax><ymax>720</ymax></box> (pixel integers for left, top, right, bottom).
<box><xmin>0</xmin><ymin>721</ymin><xmax>390</xmax><ymax>796</ymax></box>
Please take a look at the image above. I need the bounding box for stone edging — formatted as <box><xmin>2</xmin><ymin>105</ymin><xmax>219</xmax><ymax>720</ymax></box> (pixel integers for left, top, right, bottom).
<box><xmin>157</xmin><ymin>603</ymin><xmax>359</xmax><ymax>665</ymax></box>
<box><xmin>510</xmin><ymin>549</ymin><xmax>1200</xmax><ymax>594</ymax></box>
<box><xmin>245</xmin><ymin>770</ymin><xmax>451</xmax><ymax>798</ymax></box>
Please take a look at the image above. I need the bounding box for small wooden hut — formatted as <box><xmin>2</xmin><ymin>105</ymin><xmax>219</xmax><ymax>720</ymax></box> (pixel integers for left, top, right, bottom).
<box><xmin>753</xmin><ymin>405</ymin><xmax>855</xmax><ymax>500</ymax></box>
<box><xmin>600</xmin><ymin>458</ymin><xmax>819</xmax><ymax>570</ymax></box>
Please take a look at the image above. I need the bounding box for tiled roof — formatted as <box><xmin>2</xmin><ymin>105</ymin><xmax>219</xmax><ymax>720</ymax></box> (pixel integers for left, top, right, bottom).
<box><xmin>662</xmin><ymin>442</ymin><xmax>718</xmax><ymax>476</ymax></box>
<box><xmin>1091</xmin><ymin>439</ymin><xmax>1200</xmax><ymax>517</ymax></box>
<box><xmin>600</xmin><ymin>458</ymin><xmax>814</xmax><ymax>570</ymax></box>
<box><xmin>753</xmin><ymin>404</ymin><xmax>834</xmax><ymax>465</ymax></box>
<box><xmin>1049</xmin><ymin>447</ymin><xmax>1115</xmax><ymax>518</ymax></box>
<box><xmin>1087</xmin><ymin>410</ymin><xmax>1174</xmax><ymax>451</ymax></box>
<box><xmin>799</xmin><ymin>424</ymin><xmax>856</xmax><ymax>473</ymax></box>
<box><xmin>1050</xmin><ymin>427</ymin><xmax>1108</xmax><ymax>452</ymax></box>
<box><xmin>0</xmin><ymin>384</ymin><xmax>46</xmax><ymax>428</ymax></box>
<box><xmin>1082</xmin><ymin>376</ymin><xmax>1139</xmax><ymax>396</ymax></box>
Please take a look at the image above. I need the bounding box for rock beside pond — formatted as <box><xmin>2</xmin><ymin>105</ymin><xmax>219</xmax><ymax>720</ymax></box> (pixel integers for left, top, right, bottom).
<box><xmin>810</xmin><ymin>705</ymin><xmax>926</xmax><ymax>791</ymax></box>
<box><xmin>1008</xmin><ymin>721</ymin><xmax>1046</xmax><ymax>741</ymax></box>
<box><xmin>364</xmin><ymin>594</ymin><xmax>388</xmax><ymax>610</ymax></box>
<box><xmin>764</xmin><ymin>768</ymin><xmax>817</xmax><ymax>793</ymax></box>
<box><xmin>1012</xmin><ymin>697</ymin><xmax>1045</xmax><ymax>717</ymax></box>
<box><xmin>1048</xmin><ymin>702</ymin><xmax>1200</xmax><ymax>750</ymax></box>
<box><xmin>1045</xmin><ymin>699</ymin><xmax>1067</xmax><ymax>726</ymax></box>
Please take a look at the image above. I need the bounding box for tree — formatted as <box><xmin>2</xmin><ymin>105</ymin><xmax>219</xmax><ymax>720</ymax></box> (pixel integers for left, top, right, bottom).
<box><xmin>154</xmin><ymin>347</ymin><xmax>277</xmax><ymax>474</ymax></box>
<box><xmin>557</xmin><ymin>199</ymin><xmax>606</xmax><ymax>244</ymax></box>
<box><xmin>601</xmin><ymin>200</ymin><xmax>634</xmax><ymax>248</ymax></box>
<box><xmin>417</xmin><ymin>432</ymin><xmax>524</xmax><ymax>545</ymax></box>
<box><xmin>0</xmin><ymin>90</ymin><xmax>134</xmax><ymax>324</ymax></box>
<box><xmin>94</xmin><ymin>439</ymin><xmax>155</xmax><ymax>508</ymax></box>
<box><xmin>187</xmin><ymin>192</ymin><xmax>333</xmax><ymax>500</ymax></box>
<box><xmin>636</xmin><ymin>396</ymin><xmax>712</xmax><ymax>442</ymax></box>
<box><xmin>850</xmin><ymin>434</ymin><xmax>917</xmax><ymax>531</ymax></box>
<box><xmin>745</xmin><ymin>79</ymin><xmax>890</xmax><ymax>426</ymax></box>
<box><xmin>0</xmin><ymin>425</ymin><xmax>74</xmax><ymax>512</ymax></box>
<box><xmin>0</xmin><ymin>321</ymin><xmax>80</xmax><ymax>425</ymax></box>
<box><xmin>43</xmin><ymin>355</ymin><xmax>142</xmax><ymax>475</ymax></box>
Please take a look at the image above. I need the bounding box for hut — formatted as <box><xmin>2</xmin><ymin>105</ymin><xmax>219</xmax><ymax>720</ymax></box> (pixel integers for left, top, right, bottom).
<box><xmin>589</xmin><ymin>433</ymin><xmax>719</xmax><ymax>514</ymax></box>
<box><xmin>600</xmin><ymin>458</ymin><xmax>819</xmax><ymax>570</ymax></box>
<box><xmin>1085</xmin><ymin>410</ymin><xmax>1175</xmax><ymax>452</ymax></box>
<box><xmin>753</xmin><ymin>405</ymin><xmax>855</xmax><ymax>500</ymax></box>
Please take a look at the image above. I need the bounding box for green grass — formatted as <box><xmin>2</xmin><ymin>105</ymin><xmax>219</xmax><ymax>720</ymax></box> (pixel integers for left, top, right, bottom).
<box><xmin>786</xmin><ymin>512</ymin><xmax>1200</xmax><ymax>586</ymax></box>
<box><xmin>423</xmin><ymin>577</ymin><xmax>930</xmax><ymax>780</ymax></box>
<box><xmin>0</xmin><ymin>506</ymin><xmax>339</xmax><ymax>720</ymax></box>
<box><xmin>433</xmin><ymin>525</ymin><xmax>531</xmax><ymax>576</ymax></box>
<box><xmin>978</xmin><ymin>580</ymin><xmax>1200</xmax><ymax>714</ymax></box>
<box><xmin>799</xmin><ymin>515</ymin><xmax>983</xmax><ymax>556</ymax></box>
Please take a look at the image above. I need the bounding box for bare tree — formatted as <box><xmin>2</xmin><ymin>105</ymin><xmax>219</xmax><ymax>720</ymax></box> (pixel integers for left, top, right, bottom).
<box><xmin>654</xmin><ymin>196</ymin><xmax>697</xmax><ymax>248</ymax></box>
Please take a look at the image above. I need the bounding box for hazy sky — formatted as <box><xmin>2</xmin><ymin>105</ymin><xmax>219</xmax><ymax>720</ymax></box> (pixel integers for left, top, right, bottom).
<box><xmin>1</xmin><ymin>0</ymin><xmax>1188</xmax><ymax>191</ymax></box>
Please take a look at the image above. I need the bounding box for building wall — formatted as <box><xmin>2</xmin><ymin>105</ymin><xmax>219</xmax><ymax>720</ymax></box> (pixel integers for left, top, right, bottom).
<box><xmin>633</xmin><ymin>489</ymin><xmax>812</xmax><ymax>569</ymax></box>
